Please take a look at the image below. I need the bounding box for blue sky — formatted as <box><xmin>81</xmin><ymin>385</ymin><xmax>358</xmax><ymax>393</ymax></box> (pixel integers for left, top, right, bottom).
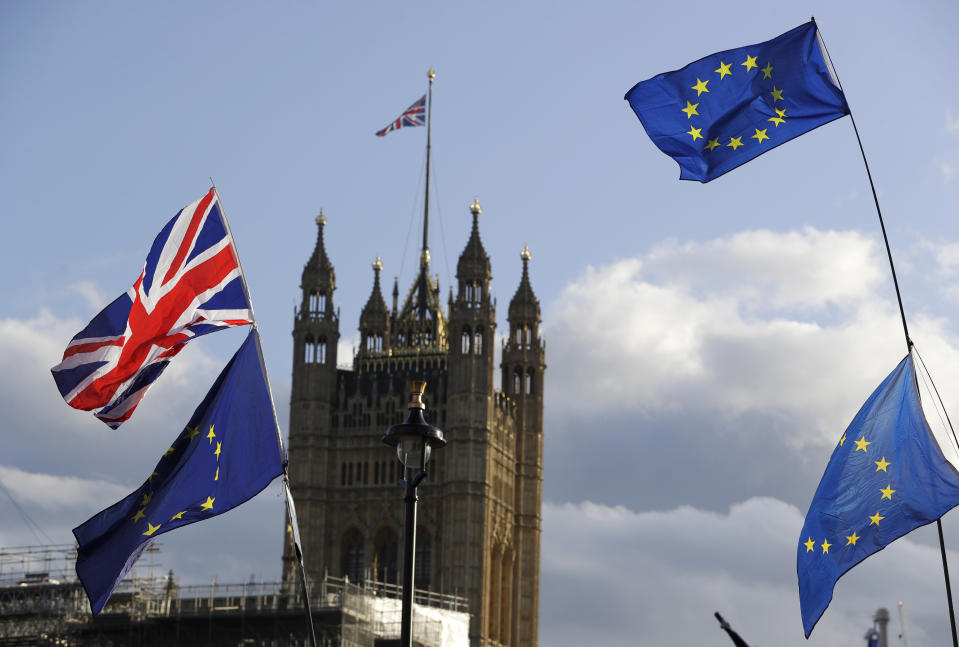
<box><xmin>3</xmin><ymin>1</ymin><xmax>959</xmax><ymax>644</ymax></box>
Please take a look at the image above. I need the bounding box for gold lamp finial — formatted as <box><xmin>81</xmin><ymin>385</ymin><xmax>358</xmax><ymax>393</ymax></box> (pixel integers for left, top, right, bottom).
<box><xmin>408</xmin><ymin>380</ymin><xmax>427</xmax><ymax>410</ymax></box>
<box><xmin>316</xmin><ymin>208</ymin><xmax>327</xmax><ymax>226</ymax></box>
<box><xmin>428</xmin><ymin>68</ymin><xmax>436</xmax><ymax>82</ymax></box>
<box><xmin>372</xmin><ymin>254</ymin><xmax>383</xmax><ymax>272</ymax></box>
<box><xmin>521</xmin><ymin>244</ymin><xmax>532</xmax><ymax>262</ymax></box>
<box><xmin>470</xmin><ymin>196</ymin><xmax>482</xmax><ymax>216</ymax></box>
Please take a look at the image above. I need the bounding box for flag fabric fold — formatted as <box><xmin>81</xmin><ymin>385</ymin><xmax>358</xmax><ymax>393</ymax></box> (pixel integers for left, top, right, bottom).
<box><xmin>798</xmin><ymin>354</ymin><xmax>959</xmax><ymax>636</ymax></box>
<box><xmin>51</xmin><ymin>189</ymin><xmax>253</xmax><ymax>428</ymax></box>
<box><xmin>624</xmin><ymin>21</ymin><xmax>849</xmax><ymax>182</ymax></box>
<box><xmin>73</xmin><ymin>329</ymin><xmax>283</xmax><ymax>614</ymax></box>
<box><xmin>375</xmin><ymin>95</ymin><xmax>426</xmax><ymax>137</ymax></box>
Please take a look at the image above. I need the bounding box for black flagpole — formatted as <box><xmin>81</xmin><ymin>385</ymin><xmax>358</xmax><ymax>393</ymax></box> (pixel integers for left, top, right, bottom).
<box><xmin>814</xmin><ymin>20</ymin><xmax>959</xmax><ymax>647</ymax></box>
<box><xmin>422</xmin><ymin>68</ymin><xmax>435</xmax><ymax>260</ymax></box>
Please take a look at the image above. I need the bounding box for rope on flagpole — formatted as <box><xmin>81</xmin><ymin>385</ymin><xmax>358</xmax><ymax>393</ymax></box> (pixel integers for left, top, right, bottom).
<box><xmin>210</xmin><ymin>183</ymin><xmax>318</xmax><ymax>647</ymax></box>
<box><xmin>813</xmin><ymin>23</ymin><xmax>959</xmax><ymax>647</ymax></box>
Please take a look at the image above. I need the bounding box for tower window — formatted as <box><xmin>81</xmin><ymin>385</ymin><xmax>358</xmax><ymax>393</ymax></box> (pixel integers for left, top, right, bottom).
<box><xmin>513</xmin><ymin>368</ymin><xmax>522</xmax><ymax>395</ymax></box>
<box><xmin>525</xmin><ymin>326</ymin><xmax>532</xmax><ymax>345</ymax></box>
<box><xmin>342</xmin><ymin>529</ymin><xmax>365</xmax><ymax>583</ymax></box>
<box><xmin>317</xmin><ymin>338</ymin><xmax>327</xmax><ymax>364</ymax></box>
<box><xmin>526</xmin><ymin>369</ymin><xmax>534</xmax><ymax>395</ymax></box>
<box><xmin>474</xmin><ymin>329</ymin><xmax>483</xmax><ymax>355</ymax></box>
<box><xmin>515</xmin><ymin>328</ymin><xmax>523</xmax><ymax>345</ymax></box>
<box><xmin>461</xmin><ymin>328</ymin><xmax>471</xmax><ymax>354</ymax></box>
<box><xmin>304</xmin><ymin>335</ymin><xmax>315</xmax><ymax>363</ymax></box>
<box><xmin>309</xmin><ymin>290</ymin><xmax>327</xmax><ymax>318</ymax></box>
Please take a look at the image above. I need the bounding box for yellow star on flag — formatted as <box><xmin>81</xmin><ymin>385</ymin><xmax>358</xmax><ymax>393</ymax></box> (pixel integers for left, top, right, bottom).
<box><xmin>770</xmin><ymin>86</ymin><xmax>784</xmax><ymax>101</ymax></box>
<box><xmin>215</xmin><ymin>466</ymin><xmax>220</xmax><ymax>481</ymax></box>
<box><xmin>691</xmin><ymin>78</ymin><xmax>709</xmax><ymax>96</ymax></box>
<box><xmin>715</xmin><ymin>61</ymin><xmax>732</xmax><ymax>79</ymax></box>
<box><xmin>880</xmin><ymin>484</ymin><xmax>896</xmax><ymax>500</ymax></box>
<box><xmin>163</xmin><ymin>446</ymin><xmax>175</xmax><ymax>457</ymax></box>
<box><xmin>768</xmin><ymin>116</ymin><xmax>786</xmax><ymax>127</ymax></box>
<box><xmin>170</xmin><ymin>511</ymin><xmax>186</xmax><ymax>521</ymax></box>
<box><xmin>855</xmin><ymin>436</ymin><xmax>871</xmax><ymax>452</ymax></box>
<box><xmin>727</xmin><ymin>136</ymin><xmax>743</xmax><ymax>150</ymax></box>
<box><xmin>775</xmin><ymin>107</ymin><xmax>788</xmax><ymax>118</ymax></box>
<box><xmin>143</xmin><ymin>522</ymin><xmax>161</xmax><ymax>536</ymax></box>
<box><xmin>131</xmin><ymin>508</ymin><xmax>145</xmax><ymax>522</ymax></box>
<box><xmin>148</xmin><ymin>471</ymin><xmax>159</xmax><ymax>484</ymax></box>
<box><xmin>761</xmin><ymin>62</ymin><xmax>773</xmax><ymax>79</ymax></box>
<box><xmin>875</xmin><ymin>457</ymin><xmax>891</xmax><ymax>472</ymax></box>
<box><xmin>687</xmin><ymin>126</ymin><xmax>703</xmax><ymax>141</ymax></box>
<box><xmin>201</xmin><ymin>496</ymin><xmax>215</xmax><ymax>511</ymax></box>
<box><xmin>839</xmin><ymin>434</ymin><xmax>846</xmax><ymax>447</ymax></box>
<box><xmin>821</xmin><ymin>538</ymin><xmax>831</xmax><ymax>554</ymax></box>
<box><xmin>846</xmin><ymin>531</ymin><xmax>860</xmax><ymax>546</ymax></box>
<box><xmin>803</xmin><ymin>537</ymin><xmax>816</xmax><ymax>552</ymax></box>
<box><xmin>681</xmin><ymin>100</ymin><xmax>699</xmax><ymax>118</ymax></box>
<box><xmin>705</xmin><ymin>138</ymin><xmax>720</xmax><ymax>151</ymax></box>
<box><xmin>186</xmin><ymin>426</ymin><xmax>200</xmax><ymax>441</ymax></box>
<box><xmin>141</xmin><ymin>492</ymin><xmax>153</xmax><ymax>506</ymax></box>
<box><xmin>207</xmin><ymin>424</ymin><xmax>216</xmax><ymax>444</ymax></box>
<box><xmin>751</xmin><ymin>128</ymin><xmax>769</xmax><ymax>143</ymax></box>
<box><xmin>741</xmin><ymin>54</ymin><xmax>758</xmax><ymax>72</ymax></box>
<box><xmin>215</xmin><ymin>441</ymin><xmax>222</xmax><ymax>460</ymax></box>
<box><xmin>869</xmin><ymin>512</ymin><xmax>884</xmax><ymax>526</ymax></box>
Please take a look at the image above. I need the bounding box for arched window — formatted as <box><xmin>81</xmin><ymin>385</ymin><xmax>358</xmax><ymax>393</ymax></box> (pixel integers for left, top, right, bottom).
<box><xmin>524</xmin><ymin>326</ymin><xmax>532</xmax><ymax>345</ymax></box>
<box><xmin>309</xmin><ymin>290</ymin><xmax>327</xmax><ymax>317</ymax></box>
<box><xmin>526</xmin><ymin>369</ymin><xmax>534</xmax><ymax>395</ymax></box>
<box><xmin>342</xmin><ymin>529</ymin><xmax>365</xmax><ymax>582</ymax></box>
<box><xmin>474</xmin><ymin>329</ymin><xmax>483</xmax><ymax>355</ymax></box>
<box><xmin>304</xmin><ymin>335</ymin><xmax>315</xmax><ymax>363</ymax></box>
<box><xmin>415</xmin><ymin>529</ymin><xmax>432</xmax><ymax>588</ymax></box>
<box><xmin>515</xmin><ymin>328</ymin><xmax>523</xmax><ymax>344</ymax></box>
<box><xmin>513</xmin><ymin>369</ymin><xmax>522</xmax><ymax>395</ymax></box>
<box><xmin>317</xmin><ymin>337</ymin><xmax>327</xmax><ymax>364</ymax></box>
<box><xmin>461</xmin><ymin>328</ymin><xmax>471</xmax><ymax>355</ymax></box>
<box><xmin>373</xmin><ymin>527</ymin><xmax>399</xmax><ymax>584</ymax></box>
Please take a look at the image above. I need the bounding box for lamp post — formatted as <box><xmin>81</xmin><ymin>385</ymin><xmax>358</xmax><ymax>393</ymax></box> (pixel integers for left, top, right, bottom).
<box><xmin>382</xmin><ymin>380</ymin><xmax>446</xmax><ymax>647</ymax></box>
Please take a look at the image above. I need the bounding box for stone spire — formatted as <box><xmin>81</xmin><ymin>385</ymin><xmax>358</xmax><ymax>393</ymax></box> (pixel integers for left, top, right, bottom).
<box><xmin>508</xmin><ymin>244</ymin><xmax>539</xmax><ymax>324</ymax></box>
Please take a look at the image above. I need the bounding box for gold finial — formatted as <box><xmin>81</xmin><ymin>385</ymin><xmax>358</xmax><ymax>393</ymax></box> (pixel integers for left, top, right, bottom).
<box><xmin>470</xmin><ymin>196</ymin><xmax>482</xmax><ymax>216</ymax></box>
<box><xmin>428</xmin><ymin>68</ymin><xmax>436</xmax><ymax>82</ymax></box>
<box><xmin>315</xmin><ymin>208</ymin><xmax>327</xmax><ymax>226</ymax></box>
<box><xmin>420</xmin><ymin>249</ymin><xmax>431</xmax><ymax>266</ymax></box>
<box><xmin>521</xmin><ymin>244</ymin><xmax>532</xmax><ymax>261</ymax></box>
<box><xmin>372</xmin><ymin>254</ymin><xmax>383</xmax><ymax>272</ymax></box>
<box><xmin>409</xmin><ymin>380</ymin><xmax>427</xmax><ymax>410</ymax></box>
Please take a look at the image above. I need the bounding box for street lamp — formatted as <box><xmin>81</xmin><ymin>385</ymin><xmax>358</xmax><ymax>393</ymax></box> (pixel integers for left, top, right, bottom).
<box><xmin>382</xmin><ymin>380</ymin><xmax>446</xmax><ymax>647</ymax></box>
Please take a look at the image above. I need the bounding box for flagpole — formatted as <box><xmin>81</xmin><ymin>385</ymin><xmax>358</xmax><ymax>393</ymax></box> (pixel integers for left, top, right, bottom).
<box><xmin>422</xmin><ymin>68</ymin><xmax>435</xmax><ymax>260</ymax></box>
<box><xmin>814</xmin><ymin>24</ymin><xmax>959</xmax><ymax>647</ymax></box>
<box><xmin>210</xmin><ymin>184</ymin><xmax>318</xmax><ymax>647</ymax></box>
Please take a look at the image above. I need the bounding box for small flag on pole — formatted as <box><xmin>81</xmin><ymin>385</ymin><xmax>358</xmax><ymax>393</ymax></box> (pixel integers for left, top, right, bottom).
<box><xmin>73</xmin><ymin>329</ymin><xmax>283</xmax><ymax>614</ymax></box>
<box><xmin>624</xmin><ymin>21</ymin><xmax>849</xmax><ymax>182</ymax></box>
<box><xmin>376</xmin><ymin>95</ymin><xmax>427</xmax><ymax>137</ymax></box>
<box><xmin>50</xmin><ymin>189</ymin><xmax>253</xmax><ymax>428</ymax></box>
<box><xmin>798</xmin><ymin>354</ymin><xmax>959</xmax><ymax>636</ymax></box>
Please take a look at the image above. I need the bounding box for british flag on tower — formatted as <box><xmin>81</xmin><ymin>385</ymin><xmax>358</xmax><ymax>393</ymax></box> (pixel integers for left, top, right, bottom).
<box><xmin>375</xmin><ymin>94</ymin><xmax>427</xmax><ymax>137</ymax></box>
<box><xmin>51</xmin><ymin>188</ymin><xmax>253</xmax><ymax>429</ymax></box>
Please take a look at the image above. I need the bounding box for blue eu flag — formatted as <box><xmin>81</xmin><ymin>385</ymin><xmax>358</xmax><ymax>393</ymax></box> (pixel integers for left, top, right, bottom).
<box><xmin>73</xmin><ymin>329</ymin><xmax>284</xmax><ymax>614</ymax></box>
<box><xmin>798</xmin><ymin>355</ymin><xmax>959</xmax><ymax>636</ymax></box>
<box><xmin>624</xmin><ymin>21</ymin><xmax>849</xmax><ymax>182</ymax></box>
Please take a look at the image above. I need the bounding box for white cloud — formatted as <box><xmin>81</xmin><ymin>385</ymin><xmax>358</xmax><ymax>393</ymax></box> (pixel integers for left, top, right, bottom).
<box><xmin>546</xmin><ymin>228</ymin><xmax>908</xmax><ymax>446</ymax></box>
<box><xmin>540</xmin><ymin>498</ymin><xmax>959</xmax><ymax>647</ymax></box>
<box><xmin>0</xmin><ymin>465</ymin><xmax>128</xmax><ymax>510</ymax></box>
<box><xmin>67</xmin><ymin>281</ymin><xmax>110</xmax><ymax>312</ymax></box>
<box><xmin>947</xmin><ymin>109</ymin><xmax>959</xmax><ymax>135</ymax></box>
<box><xmin>939</xmin><ymin>159</ymin><xmax>958</xmax><ymax>182</ymax></box>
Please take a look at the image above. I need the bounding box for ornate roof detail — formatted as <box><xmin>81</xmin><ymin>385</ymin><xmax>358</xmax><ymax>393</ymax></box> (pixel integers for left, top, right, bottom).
<box><xmin>508</xmin><ymin>244</ymin><xmax>540</xmax><ymax>323</ymax></box>
<box><xmin>456</xmin><ymin>197</ymin><xmax>491</xmax><ymax>284</ymax></box>
<box><xmin>302</xmin><ymin>208</ymin><xmax>335</xmax><ymax>289</ymax></box>
<box><xmin>360</xmin><ymin>255</ymin><xmax>389</xmax><ymax>332</ymax></box>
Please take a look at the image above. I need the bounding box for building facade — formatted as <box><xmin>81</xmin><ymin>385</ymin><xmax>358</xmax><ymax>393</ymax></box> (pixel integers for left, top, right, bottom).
<box><xmin>283</xmin><ymin>199</ymin><xmax>544</xmax><ymax>646</ymax></box>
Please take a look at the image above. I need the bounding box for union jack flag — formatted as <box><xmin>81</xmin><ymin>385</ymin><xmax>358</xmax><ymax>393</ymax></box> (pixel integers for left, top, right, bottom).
<box><xmin>375</xmin><ymin>95</ymin><xmax>426</xmax><ymax>137</ymax></box>
<box><xmin>51</xmin><ymin>189</ymin><xmax>253</xmax><ymax>429</ymax></box>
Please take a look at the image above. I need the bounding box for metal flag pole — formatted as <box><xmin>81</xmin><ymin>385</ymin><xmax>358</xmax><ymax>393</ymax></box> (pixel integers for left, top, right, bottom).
<box><xmin>422</xmin><ymin>68</ymin><xmax>435</xmax><ymax>260</ymax></box>
<box><xmin>211</xmin><ymin>183</ymin><xmax>318</xmax><ymax>647</ymax></box>
<box><xmin>813</xmin><ymin>24</ymin><xmax>959</xmax><ymax>647</ymax></box>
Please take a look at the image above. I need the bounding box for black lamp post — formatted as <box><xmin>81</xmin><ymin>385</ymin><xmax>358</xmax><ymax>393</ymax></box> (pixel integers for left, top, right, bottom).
<box><xmin>382</xmin><ymin>380</ymin><xmax>446</xmax><ymax>647</ymax></box>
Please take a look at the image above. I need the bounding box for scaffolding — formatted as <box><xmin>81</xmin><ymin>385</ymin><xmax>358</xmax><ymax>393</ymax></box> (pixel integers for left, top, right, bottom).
<box><xmin>0</xmin><ymin>545</ymin><xmax>469</xmax><ymax>647</ymax></box>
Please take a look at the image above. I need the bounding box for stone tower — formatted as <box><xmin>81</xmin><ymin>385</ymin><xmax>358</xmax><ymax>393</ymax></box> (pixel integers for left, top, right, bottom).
<box><xmin>283</xmin><ymin>199</ymin><xmax>545</xmax><ymax>646</ymax></box>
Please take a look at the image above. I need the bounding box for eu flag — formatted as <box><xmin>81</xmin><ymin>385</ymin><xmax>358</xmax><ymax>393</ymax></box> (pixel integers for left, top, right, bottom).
<box><xmin>798</xmin><ymin>355</ymin><xmax>959</xmax><ymax>636</ymax></box>
<box><xmin>73</xmin><ymin>329</ymin><xmax>284</xmax><ymax>614</ymax></box>
<box><xmin>624</xmin><ymin>21</ymin><xmax>849</xmax><ymax>182</ymax></box>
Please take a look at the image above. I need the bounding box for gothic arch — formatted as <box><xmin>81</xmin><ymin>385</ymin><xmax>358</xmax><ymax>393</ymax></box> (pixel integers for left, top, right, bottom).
<box><xmin>372</xmin><ymin>525</ymin><xmax>399</xmax><ymax>584</ymax></box>
<box><xmin>341</xmin><ymin>527</ymin><xmax>365</xmax><ymax>583</ymax></box>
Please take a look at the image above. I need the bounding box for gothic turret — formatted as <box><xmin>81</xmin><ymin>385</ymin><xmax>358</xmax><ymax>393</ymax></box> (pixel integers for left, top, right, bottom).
<box><xmin>359</xmin><ymin>255</ymin><xmax>389</xmax><ymax>355</ymax></box>
<box><xmin>293</xmin><ymin>210</ymin><xmax>339</xmax><ymax>390</ymax></box>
